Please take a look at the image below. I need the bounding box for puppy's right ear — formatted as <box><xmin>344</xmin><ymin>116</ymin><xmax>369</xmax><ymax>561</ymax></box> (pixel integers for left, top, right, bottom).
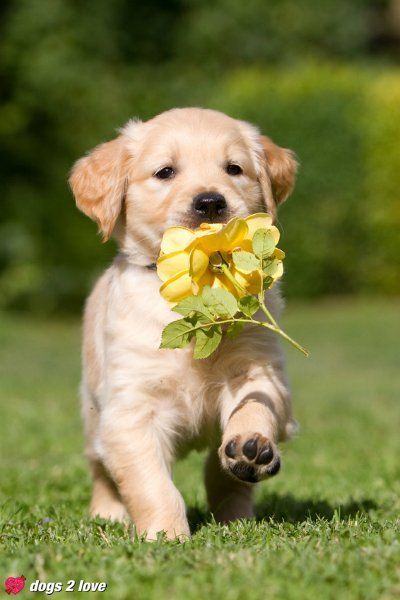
<box><xmin>69</xmin><ymin>136</ymin><xmax>129</xmax><ymax>241</ymax></box>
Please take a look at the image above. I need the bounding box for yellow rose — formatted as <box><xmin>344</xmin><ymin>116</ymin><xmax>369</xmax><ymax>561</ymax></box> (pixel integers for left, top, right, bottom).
<box><xmin>157</xmin><ymin>213</ymin><xmax>284</xmax><ymax>304</ymax></box>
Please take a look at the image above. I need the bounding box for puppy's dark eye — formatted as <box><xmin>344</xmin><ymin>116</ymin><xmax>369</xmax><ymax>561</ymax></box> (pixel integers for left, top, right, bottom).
<box><xmin>154</xmin><ymin>166</ymin><xmax>175</xmax><ymax>180</ymax></box>
<box><xmin>226</xmin><ymin>163</ymin><xmax>243</xmax><ymax>176</ymax></box>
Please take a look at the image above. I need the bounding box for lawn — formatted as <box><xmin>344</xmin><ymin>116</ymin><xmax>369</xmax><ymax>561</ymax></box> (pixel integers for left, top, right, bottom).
<box><xmin>1</xmin><ymin>299</ymin><xmax>399</xmax><ymax>599</ymax></box>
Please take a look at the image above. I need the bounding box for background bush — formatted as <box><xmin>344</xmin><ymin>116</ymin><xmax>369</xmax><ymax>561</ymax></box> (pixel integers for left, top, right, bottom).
<box><xmin>0</xmin><ymin>0</ymin><xmax>399</xmax><ymax>312</ymax></box>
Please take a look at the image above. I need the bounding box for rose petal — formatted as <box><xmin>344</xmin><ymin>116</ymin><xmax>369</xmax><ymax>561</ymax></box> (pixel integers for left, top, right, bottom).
<box><xmin>272</xmin><ymin>260</ymin><xmax>284</xmax><ymax>280</ymax></box>
<box><xmin>269</xmin><ymin>225</ymin><xmax>280</xmax><ymax>244</ymax></box>
<box><xmin>196</xmin><ymin>223</ymin><xmax>224</xmax><ymax>233</ymax></box>
<box><xmin>273</xmin><ymin>247</ymin><xmax>285</xmax><ymax>260</ymax></box>
<box><xmin>232</xmin><ymin>267</ymin><xmax>262</xmax><ymax>295</ymax></box>
<box><xmin>234</xmin><ymin>239</ymin><xmax>253</xmax><ymax>252</ymax></box>
<box><xmin>244</xmin><ymin>213</ymin><xmax>273</xmax><ymax>238</ymax></box>
<box><xmin>157</xmin><ymin>250</ymin><xmax>191</xmax><ymax>282</ymax></box>
<box><xmin>221</xmin><ymin>218</ymin><xmax>248</xmax><ymax>250</ymax></box>
<box><xmin>159</xmin><ymin>270</ymin><xmax>193</xmax><ymax>302</ymax></box>
<box><xmin>160</xmin><ymin>227</ymin><xmax>195</xmax><ymax>254</ymax></box>
<box><xmin>212</xmin><ymin>273</ymin><xmax>241</xmax><ymax>298</ymax></box>
<box><xmin>197</xmin><ymin>230</ymin><xmax>227</xmax><ymax>254</ymax></box>
<box><xmin>192</xmin><ymin>269</ymin><xmax>214</xmax><ymax>295</ymax></box>
<box><xmin>189</xmin><ymin>247</ymin><xmax>209</xmax><ymax>281</ymax></box>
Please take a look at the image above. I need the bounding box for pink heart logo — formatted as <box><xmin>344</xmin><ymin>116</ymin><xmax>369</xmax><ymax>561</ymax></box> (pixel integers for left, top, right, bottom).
<box><xmin>4</xmin><ymin>576</ymin><xmax>26</xmax><ymax>595</ymax></box>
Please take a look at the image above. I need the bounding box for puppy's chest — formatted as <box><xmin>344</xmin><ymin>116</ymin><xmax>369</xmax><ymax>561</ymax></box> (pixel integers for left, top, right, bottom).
<box><xmin>140</xmin><ymin>346</ymin><xmax>220</xmax><ymax>415</ymax></box>
<box><xmin>108</xmin><ymin>267</ymin><xmax>230</xmax><ymax>427</ymax></box>
<box><xmin>129</xmin><ymin>346</ymin><xmax>222</xmax><ymax>447</ymax></box>
<box><xmin>108</xmin><ymin>312</ymin><xmax>220</xmax><ymax>419</ymax></box>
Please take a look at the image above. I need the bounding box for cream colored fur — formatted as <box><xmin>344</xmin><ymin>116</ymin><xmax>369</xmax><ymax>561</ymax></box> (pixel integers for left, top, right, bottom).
<box><xmin>70</xmin><ymin>108</ymin><xmax>298</xmax><ymax>540</ymax></box>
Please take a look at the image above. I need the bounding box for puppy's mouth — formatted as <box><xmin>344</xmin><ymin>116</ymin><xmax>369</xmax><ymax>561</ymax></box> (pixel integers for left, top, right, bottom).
<box><xmin>179</xmin><ymin>212</ymin><xmax>232</xmax><ymax>229</ymax></box>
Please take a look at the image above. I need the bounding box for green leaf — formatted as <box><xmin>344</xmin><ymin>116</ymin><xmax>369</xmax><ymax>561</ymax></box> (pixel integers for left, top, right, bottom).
<box><xmin>238</xmin><ymin>295</ymin><xmax>260</xmax><ymax>317</ymax></box>
<box><xmin>226</xmin><ymin>320</ymin><xmax>245</xmax><ymax>338</ymax></box>
<box><xmin>263</xmin><ymin>276</ymin><xmax>273</xmax><ymax>290</ymax></box>
<box><xmin>201</xmin><ymin>286</ymin><xmax>238</xmax><ymax>318</ymax></box>
<box><xmin>232</xmin><ymin>250</ymin><xmax>259</xmax><ymax>274</ymax></box>
<box><xmin>172</xmin><ymin>295</ymin><xmax>213</xmax><ymax>321</ymax></box>
<box><xmin>263</xmin><ymin>258</ymin><xmax>280</xmax><ymax>278</ymax></box>
<box><xmin>193</xmin><ymin>325</ymin><xmax>222</xmax><ymax>359</ymax></box>
<box><xmin>252</xmin><ymin>228</ymin><xmax>276</xmax><ymax>258</ymax></box>
<box><xmin>160</xmin><ymin>318</ymin><xmax>195</xmax><ymax>349</ymax></box>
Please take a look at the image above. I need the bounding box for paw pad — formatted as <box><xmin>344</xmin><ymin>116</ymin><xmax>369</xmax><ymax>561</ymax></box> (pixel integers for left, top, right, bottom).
<box><xmin>221</xmin><ymin>433</ymin><xmax>280</xmax><ymax>483</ymax></box>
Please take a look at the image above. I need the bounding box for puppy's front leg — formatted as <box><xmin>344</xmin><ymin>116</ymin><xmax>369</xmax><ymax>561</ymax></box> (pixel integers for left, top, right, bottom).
<box><xmin>99</xmin><ymin>406</ymin><xmax>189</xmax><ymax>541</ymax></box>
<box><xmin>211</xmin><ymin>367</ymin><xmax>294</xmax><ymax>521</ymax></box>
<box><xmin>219</xmin><ymin>399</ymin><xmax>282</xmax><ymax>483</ymax></box>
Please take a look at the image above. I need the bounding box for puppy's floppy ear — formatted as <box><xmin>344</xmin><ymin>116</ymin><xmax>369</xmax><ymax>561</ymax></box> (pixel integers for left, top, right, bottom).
<box><xmin>69</xmin><ymin>136</ymin><xmax>129</xmax><ymax>240</ymax></box>
<box><xmin>258</xmin><ymin>135</ymin><xmax>298</xmax><ymax>215</ymax></box>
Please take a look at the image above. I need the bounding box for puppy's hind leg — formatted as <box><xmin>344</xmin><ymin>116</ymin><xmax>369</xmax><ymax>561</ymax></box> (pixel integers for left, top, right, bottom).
<box><xmin>89</xmin><ymin>459</ymin><xmax>127</xmax><ymax>522</ymax></box>
<box><xmin>205</xmin><ymin>448</ymin><xmax>255</xmax><ymax>523</ymax></box>
<box><xmin>82</xmin><ymin>389</ymin><xmax>126</xmax><ymax>522</ymax></box>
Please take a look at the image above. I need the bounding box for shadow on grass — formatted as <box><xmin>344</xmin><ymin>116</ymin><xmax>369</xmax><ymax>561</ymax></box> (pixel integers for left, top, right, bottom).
<box><xmin>187</xmin><ymin>494</ymin><xmax>378</xmax><ymax>532</ymax></box>
<box><xmin>255</xmin><ymin>493</ymin><xmax>377</xmax><ymax>523</ymax></box>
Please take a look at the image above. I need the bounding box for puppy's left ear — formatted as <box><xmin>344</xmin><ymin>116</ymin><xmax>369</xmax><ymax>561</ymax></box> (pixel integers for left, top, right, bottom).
<box><xmin>258</xmin><ymin>135</ymin><xmax>298</xmax><ymax>216</ymax></box>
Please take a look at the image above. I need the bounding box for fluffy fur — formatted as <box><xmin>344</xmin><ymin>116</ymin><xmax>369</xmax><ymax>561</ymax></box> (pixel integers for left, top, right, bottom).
<box><xmin>69</xmin><ymin>108</ymin><xmax>298</xmax><ymax>540</ymax></box>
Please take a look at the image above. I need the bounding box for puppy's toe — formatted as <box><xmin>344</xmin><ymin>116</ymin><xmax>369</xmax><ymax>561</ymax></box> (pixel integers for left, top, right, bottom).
<box><xmin>225</xmin><ymin>439</ymin><xmax>237</xmax><ymax>459</ymax></box>
<box><xmin>242</xmin><ymin>438</ymin><xmax>258</xmax><ymax>460</ymax></box>
<box><xmin>255</xmin><ymin>443</ymin><xmax>274</xmax><ymax>465</ymax></box>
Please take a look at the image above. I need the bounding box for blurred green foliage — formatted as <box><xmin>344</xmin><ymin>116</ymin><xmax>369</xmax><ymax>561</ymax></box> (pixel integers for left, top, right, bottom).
<box><xmin>0</xmin><ymin>0</ymin><xmax>399</xmax><ymax>312</ymax></box>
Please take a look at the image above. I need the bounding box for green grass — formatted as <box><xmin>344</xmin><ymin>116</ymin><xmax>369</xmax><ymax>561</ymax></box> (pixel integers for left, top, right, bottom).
<box><xmin>1</xmin><ymin>299</ymin><xmax>399</xmax><ymax>599</ymax></box>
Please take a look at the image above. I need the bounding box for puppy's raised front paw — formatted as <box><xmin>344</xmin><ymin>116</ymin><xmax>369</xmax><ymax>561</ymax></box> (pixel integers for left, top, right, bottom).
<box><xmin>219</xmin><ymin>433</ymin><xmax>281</xmax><ymax>484</ymax></box>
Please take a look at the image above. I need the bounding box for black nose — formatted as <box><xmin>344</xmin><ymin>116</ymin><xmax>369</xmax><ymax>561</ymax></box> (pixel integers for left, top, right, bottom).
<box><xmin>192</xmin><ymin>191</ymin><xmax>227</xmax><ymax>220</ymax></box>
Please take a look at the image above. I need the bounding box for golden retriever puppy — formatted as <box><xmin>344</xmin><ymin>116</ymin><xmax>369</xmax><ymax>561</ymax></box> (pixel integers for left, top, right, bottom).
<box><xmin>69</xmin><ymin>107</ymin><xmax>298</xmax><ymax>540</ymax></box>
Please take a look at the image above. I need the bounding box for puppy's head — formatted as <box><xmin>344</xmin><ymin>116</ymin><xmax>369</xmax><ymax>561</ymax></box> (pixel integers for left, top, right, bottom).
<box><xmin>69</xmin><ymin>108</ymin><xmax>297</xmax><ymax>265</ymax></box>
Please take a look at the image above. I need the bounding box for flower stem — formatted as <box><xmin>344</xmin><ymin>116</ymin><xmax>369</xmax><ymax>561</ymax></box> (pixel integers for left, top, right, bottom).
<box><xmin>267</xmin><ymin>325</ymin><xmax>309</xmax><ymax>356</ymax></box>
<box><xmin>217</xmin><ymin>264</ymin><xmax>308</xmax><ymax>355</ymax></box>
<box><xmin>258</xmin><ymin>298</ymin><xmax>307</xmax><ymax>355</ymax></box>
<box><xmin>259</xmin><ymin>299</ymin><xmax>279</xmax><ymax>328</ymax></box>
<box><xmin>169</xmin><ymin>315</ymin><xmax>308</xmax><ymax>356</ymax></box>
<box><xmin>221</xmin><ymin>263</ymin><xmax>247</xmax><ymax>295</ymax></box>
<box><xmin>181</xmin><ymin>253</ymin><xmax>308</xmax><ymax>356</ymax></box>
